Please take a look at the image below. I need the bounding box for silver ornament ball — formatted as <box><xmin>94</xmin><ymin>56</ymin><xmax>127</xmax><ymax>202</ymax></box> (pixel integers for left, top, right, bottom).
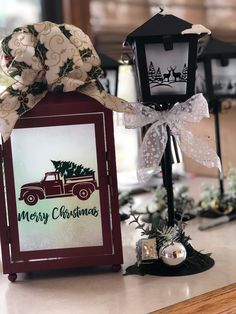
<box><xmin>159</xmin><ymin>241</ymin><xmax>187</xmax><ymax>266</ymax></box>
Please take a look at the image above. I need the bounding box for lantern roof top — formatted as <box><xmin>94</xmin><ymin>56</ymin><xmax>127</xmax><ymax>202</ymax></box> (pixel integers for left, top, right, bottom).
<box><xmin>99</xmin><ymin>53</ymin><xmax>119</xmax><ymax>68</ymax></box>
<box><xmin>124</xmin><ymin>13</ymin><xmax>194</xmax><ymax>45</ymax></box>
<box><xmin>203</xmin><ymin>37</ymin><xmax>236</xmax><ymax>56</ymax></box>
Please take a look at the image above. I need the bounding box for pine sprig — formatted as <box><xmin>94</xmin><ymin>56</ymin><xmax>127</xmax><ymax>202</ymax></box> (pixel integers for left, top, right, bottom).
<box><xmin>177</xmin><ymin>229</ymin><xmax>191</xmax><ymax>247</ymax></box>
<box><xmin>155</xmin><ymin>224</ymin><xmax>178</xmax><ymax>249</ymax></box>
<box><xmin>129</xmin><ymin>213</ymin><xmax>151</xmax><ymax>236</ymax></box>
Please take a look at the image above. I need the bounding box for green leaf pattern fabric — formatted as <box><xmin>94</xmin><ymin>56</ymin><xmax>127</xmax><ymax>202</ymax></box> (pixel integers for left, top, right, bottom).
<box><xmin>0</xmin><ymin>21</ymin><xmax>133</xmax><ymax>141</ymax></box>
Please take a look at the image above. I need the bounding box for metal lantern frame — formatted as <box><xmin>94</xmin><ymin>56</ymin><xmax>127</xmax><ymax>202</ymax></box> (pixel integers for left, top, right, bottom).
<box><xmin>131</xmin><ymin>35</ymin><xmax>198</xmax><ymax>109</ymax></box>
<box><xmin>203</xmin><ymin>38</ymin><xmax>236</xmax><ymax>101</ymax></box>
<box><xmin>100</xmin><ymin>53</ymin><xmax>119</xmax><ymax>97</ymax></box>
<box><xmin>0</xmin><ymin>92</ymin><xmax>123</xmax><ymax>281</ymax></box>
<box><xmin>199</xmin><ymin>38</ymin><xmax>236</xmax><ymax>196</ymax></box>
<box><xmin>124</xmin><ymin>14</ymin><xmax>206</xmax><ymax>111</ymax></box>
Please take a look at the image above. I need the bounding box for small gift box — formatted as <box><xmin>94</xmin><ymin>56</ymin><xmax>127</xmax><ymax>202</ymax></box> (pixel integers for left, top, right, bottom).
<box><xmin>136</xmin><ymin>238</ymin><xmax>158</xmax><ymax>266</ymax></box>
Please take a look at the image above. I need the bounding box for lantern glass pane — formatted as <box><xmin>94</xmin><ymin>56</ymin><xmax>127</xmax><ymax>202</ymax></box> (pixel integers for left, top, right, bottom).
<box><xmin>211</xmin><ymin>58</ymin><xmax>236</xmax><ymax>95</ymax></box>
<box><xmin>99</xmin><ymin>69</ymin><xmax>117</xmax><ymax>95</ymax></box>
<box><xmin>117</xmin><ymin>64</ymin><xmax>137</xmax><ymax>102</ymax></box>
<box><xmin>11</xmin><ymin>124</ymin><xmax>103</xmax><ymax>252</ymax></box>
<box><xmin>116</xmin><ymin>64</ymin><xmax>140</xmax><ymax>186</ymax></box>
<box><xmin>195</xmin><ymin>61</ymin><xmax>206</xmax><ymax>94</ymax></box>
<box><xmin>144</xmin><ymin>42</ymin><xmax>189</xmax><ymax>95</ymax></box>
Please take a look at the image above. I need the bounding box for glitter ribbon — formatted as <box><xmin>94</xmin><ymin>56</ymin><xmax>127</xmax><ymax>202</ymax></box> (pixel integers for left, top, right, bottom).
<box><xmin>124</xmin><ymin>93</ymin><xmax>221</xmax><ymax>182</ymax></box>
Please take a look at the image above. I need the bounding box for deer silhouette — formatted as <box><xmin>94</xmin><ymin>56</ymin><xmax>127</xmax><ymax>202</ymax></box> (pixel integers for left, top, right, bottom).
<box><xmin>170</xmin><ymin>66</ymin><xmax>181</xmax><ymax>82</ymax></box>
<box><xmin>163</xmin><ymin>68</ymin><xmax>171</xmax><ymax>82</ymax></box>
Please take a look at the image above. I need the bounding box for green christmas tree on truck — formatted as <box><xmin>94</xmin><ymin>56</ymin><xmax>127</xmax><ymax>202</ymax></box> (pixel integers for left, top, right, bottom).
<box><xmin>51</xmin><ymin>160</ymin><xmax>95</xmax><ymax>178</ymax></box>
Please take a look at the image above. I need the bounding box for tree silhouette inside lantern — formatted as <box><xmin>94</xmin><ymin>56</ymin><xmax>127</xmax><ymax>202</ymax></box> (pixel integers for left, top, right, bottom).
<box><xmin>148</xmin><ymin>63</ymin><xmax>188</xmax><ymax>86</ymax></box>
<box><xmin>146</xmin><ymin>48</ymin><xmax>188</xmax><ymax>96</ymax></box>
<box><xmin>124</xmin><ymin>12</ymin><xmax>219</xmax><ymax>275</ymax></box>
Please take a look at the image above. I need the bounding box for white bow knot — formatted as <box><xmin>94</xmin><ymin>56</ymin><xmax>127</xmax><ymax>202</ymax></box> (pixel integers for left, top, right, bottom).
<box><xmin>124</xmin><ymin>93</ymin><xmax>221</xmax><ymax>182</ymax></box>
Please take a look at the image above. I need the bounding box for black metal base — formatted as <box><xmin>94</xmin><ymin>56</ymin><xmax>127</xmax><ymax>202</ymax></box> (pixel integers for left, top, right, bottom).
<box><xmin>125</xmin><ymin>245</ymin><xmax>214</xmax><ymax>277</ymax></box>
<box><xmin>199</xmin><ymin>209</ymin><xmax>224</xmax><ymax>218</ymax></box>
<box><xmin>199</xmin><ymin>207</ymin><xmax>236</xmax><ymax>218</ymax></box>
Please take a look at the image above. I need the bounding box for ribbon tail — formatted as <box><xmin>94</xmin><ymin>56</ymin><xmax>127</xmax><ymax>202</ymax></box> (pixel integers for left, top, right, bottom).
<box><xmin>173</xmin><ymin>126</ymin><xmax>222</xmax><ymax>171</ymax></box>
<box><xmin>137</xmin><ymin>123</ymin><xmax>167</xmax><ymax>182</ymax></box>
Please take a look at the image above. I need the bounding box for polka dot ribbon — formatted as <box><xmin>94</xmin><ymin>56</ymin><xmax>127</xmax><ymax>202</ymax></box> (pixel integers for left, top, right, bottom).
<box><xmin>124</xmin><ymin>93</ymin><xmax>221</xmax><ymax>182</ymax></box>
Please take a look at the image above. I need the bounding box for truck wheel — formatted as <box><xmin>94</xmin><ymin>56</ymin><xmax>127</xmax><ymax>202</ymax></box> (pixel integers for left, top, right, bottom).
<box><xmin>24</xmin><ymin>192</ymin><xmax>39</xmax><ymax>206</ymax></box>
<box><xmin>76</xmin><ymin>187</ymin><xmax>91</xmax><ymax>200</ymax></box>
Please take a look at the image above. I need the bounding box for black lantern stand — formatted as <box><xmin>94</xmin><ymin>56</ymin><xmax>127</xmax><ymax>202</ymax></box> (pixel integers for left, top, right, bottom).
<box><xmin>125</xmin><ymin>13</ymin><xmax>206</xmax><ymax>226</ymax></box>
<box><xmin>201</xmin><ymin>38</ymin><xmax>236</xmax><ymax>197</ymax></box>
<box><xmin>213</xmin><ymin>99</ymin><xmax>224</xmax><ymax>196</ymax></box>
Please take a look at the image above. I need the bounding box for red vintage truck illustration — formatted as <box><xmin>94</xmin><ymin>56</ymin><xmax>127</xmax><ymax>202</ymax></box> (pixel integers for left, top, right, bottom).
<box><xmin>19</xmin><ymin>171</ymin><xmax>98</xmax><ymax>206</ymax></box>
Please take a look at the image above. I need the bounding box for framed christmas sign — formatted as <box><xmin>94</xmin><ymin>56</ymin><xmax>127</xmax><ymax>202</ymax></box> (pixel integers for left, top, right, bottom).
<box><xmin>0</xmin><ymin>92</ymin><xmax>123</xmax><ymax>281</ymax></box>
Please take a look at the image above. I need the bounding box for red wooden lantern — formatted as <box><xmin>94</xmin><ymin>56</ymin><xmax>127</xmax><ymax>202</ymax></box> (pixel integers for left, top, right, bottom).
<box><xmin>0</xmin><ymin>92</ymin><xmax>123</xmax><ymax>281</ymax></box>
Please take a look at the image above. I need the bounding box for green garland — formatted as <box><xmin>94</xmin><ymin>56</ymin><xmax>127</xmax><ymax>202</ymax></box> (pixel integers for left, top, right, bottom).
<box><xmin>143</xmin><ymin>185</ymin><xmax>195</xmax><ymax>224</ymax></box>
<box><xmin>199</xmin><ymin>168</ymin><xmax>236</xmax><ymax>216</ymax></box>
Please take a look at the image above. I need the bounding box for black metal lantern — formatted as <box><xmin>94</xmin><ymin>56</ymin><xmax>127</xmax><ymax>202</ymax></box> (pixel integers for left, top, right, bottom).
<box><xmin>124</xmin><ymin>13</ymin><xmax>209</xmax><ymax>110</ymax></box>
<box><xmin>124</xmin><ymin>13</ymin><xmax>209</xmax><ymax>226</ymax></box>
<box><xmin>99</xmin><ymin>53</ymin><xmax>119</xmax><ymax>96</ymax></box>
<box><xmin>196</xmin><ymin>38</ymin><xmax>236</xmax><ymax>198</ymax></box>
<box><xmin>203</xmin><ymin>38</ymin><xmax>236</xmax><ymax>101</ymax></box>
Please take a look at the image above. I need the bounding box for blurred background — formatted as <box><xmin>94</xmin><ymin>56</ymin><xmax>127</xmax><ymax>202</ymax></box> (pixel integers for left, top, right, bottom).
<box><xmin>1</xmin><ymin>0</ymin><xmax>236</xmax><ymax>59</ymax></box>
<box><xmin>1</xmin><ymin>0</ymin><xmax>236</xmax><ymax>187</ymax></box>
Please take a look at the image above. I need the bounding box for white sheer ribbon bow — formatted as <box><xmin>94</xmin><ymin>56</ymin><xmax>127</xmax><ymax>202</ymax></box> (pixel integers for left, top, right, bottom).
<box><xmin>124</xmin><ymin>93</ymin><xmax>221</xmax><ymax>182</ymax></box>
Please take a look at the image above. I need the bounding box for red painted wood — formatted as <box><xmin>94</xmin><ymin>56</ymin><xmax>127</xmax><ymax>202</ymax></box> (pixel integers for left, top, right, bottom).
<box><xmin>0</xmin><ymin>144</ymin><xmax>13</xmax><ymax>274</ymax></box>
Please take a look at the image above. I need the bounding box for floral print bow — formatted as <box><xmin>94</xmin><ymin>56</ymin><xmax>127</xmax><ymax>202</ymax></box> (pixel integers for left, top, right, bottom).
<box><xmin>0</xmin><ymin>21</ymin><xmax>132</xmax><ymax>141</ymax></box>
